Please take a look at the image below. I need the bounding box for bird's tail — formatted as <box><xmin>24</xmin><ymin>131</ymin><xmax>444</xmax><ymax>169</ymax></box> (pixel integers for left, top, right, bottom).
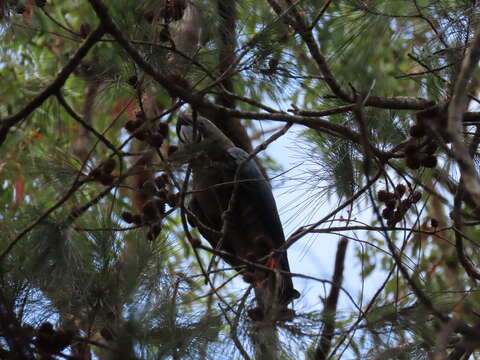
<box><xmin>248</xmin><ymin>257</ymin><xmax>300</xmax><ymax>359</ymax></box>
<box><xmin>251</xmin><ymin>258</ymin><xmax>300</xmax><ymax>321</ymax></box>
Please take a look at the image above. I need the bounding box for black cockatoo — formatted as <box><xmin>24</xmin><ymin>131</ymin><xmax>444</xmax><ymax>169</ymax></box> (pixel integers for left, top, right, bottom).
<box><xmin>176</xmin><ymin>113</ymin><xmax>299</xmax><ymax>316</ymax></box>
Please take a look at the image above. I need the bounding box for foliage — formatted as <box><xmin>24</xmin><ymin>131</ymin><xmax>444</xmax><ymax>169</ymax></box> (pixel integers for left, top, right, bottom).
<box><xmin>1</xmin><ymin>0</ymin><xmax>480</xmax><ymax>359</ymax></box>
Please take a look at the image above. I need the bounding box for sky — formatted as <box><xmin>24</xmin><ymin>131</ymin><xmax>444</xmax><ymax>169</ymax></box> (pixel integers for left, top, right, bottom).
<box><xmin>267</xmin><ymin>124</ymin><xmax>388</xmax><ymax>315</ymax></box>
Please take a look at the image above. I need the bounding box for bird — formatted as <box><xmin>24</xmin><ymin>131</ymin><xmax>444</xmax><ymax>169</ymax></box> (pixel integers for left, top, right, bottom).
<box><xmin>176</xmin><ymin>112</ymin><xmax>299</xmax><ymax>317</ymax></box>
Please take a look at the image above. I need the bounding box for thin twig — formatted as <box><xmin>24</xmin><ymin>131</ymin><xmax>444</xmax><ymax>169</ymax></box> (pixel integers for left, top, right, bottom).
<box><xmin>197</xmin><ymin>244</ymin><xmax>362</xmax><ymax>314</ymax></box>
<box><xmin>0</xmin><ymin>26</ymin><xmax>106</xmax><ymax>147</ymax></box>
<box><xmin>292</xmin><ymin>104</ymin><xmax>355</xmax><ymax>117</ymax></box>
<box><xmin>267</xmin><ymin>0</ymin><xmax>352</xmax><ymax>102</ymax></box>
<box><xmin>283</xmin><ymin>170</ymin><xmax>383</xmax><ymax>251</ymax></box>
<box><xmin>308</xmin><ymin>0</ymin><xmax>334</xmax><ymax>31</ymax></box>
<box><xmin>0</xmin><ymin>178</ymin><xmax>87</xmax><ymax>262</ymax></box>
<box><xmin>355</xmin><ymin>84</ymin><xmax>449</xmax><ymax>324</ymax></box>
<box><xmin>314</xmin><ymin>238</ymin><xmax>348</xmax><ymax>360</ymax></box>
<box><xmin>226</xmin><ymin>287</ymin><xmax>253</xmax><ymax>360</ymax></box>
<box><xmin>41</xmin><ymin>8</ymin><xmax>80</xmax><ymax>37</ymax></box>
<box><xmin>452</xmin><ymin>122</ymin><xmax>480</xmax><ymax>281</ymax></box>
<box><xmin>56</xmin><ymin>92</ymin><xmax>122</xmax><ymax>157</ymax></box>
<box><xmin>447</xmin><ymin>23</ymin><xmax>480</xmax><ymax>207</ymax></box>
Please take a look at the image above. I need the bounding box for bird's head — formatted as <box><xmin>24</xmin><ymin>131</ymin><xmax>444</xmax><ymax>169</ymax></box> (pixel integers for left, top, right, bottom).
<box><xmin>176</xmin><ymin>112</ymin><xmax>233</xmax><ymax>147</ymax></box>
<box><xmin>174</xmin><ymin>112</ymin><xmax>234</xmax><ymax>164</ymax></box>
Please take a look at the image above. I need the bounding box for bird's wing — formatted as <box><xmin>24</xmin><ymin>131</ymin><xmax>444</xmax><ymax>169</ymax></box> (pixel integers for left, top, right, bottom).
<box><xmin>227</xmin><ymin>147</ymin><xmax>299</xmax><ymax>307</ymax></box>
<box><xmin>226</xmin><ymin>147</ymin><xmax>288</xmax><ymax>266</ymax></box>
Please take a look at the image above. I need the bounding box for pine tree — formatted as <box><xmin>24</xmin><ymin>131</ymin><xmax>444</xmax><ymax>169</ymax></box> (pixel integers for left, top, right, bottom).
<box><xmin>1</xmin><ymin>0</ymin><xmax>480</xmax><ymax>359</ymax></box>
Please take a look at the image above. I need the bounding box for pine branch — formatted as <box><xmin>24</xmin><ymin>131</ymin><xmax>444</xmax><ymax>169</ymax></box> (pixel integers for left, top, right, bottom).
<box><xmin>56</xmin><ymin>92</ymin><xmax>122</xmax><ymax>157</ymax></box>
<box><xmin>314</xmin><ymin>237</ymin><xmax>348</xmax><ymax>360</ymax></box>
<box><xmin>0</xmin><ymin>26</ymin><xmax>106</xmax><ymax>147</ymax></box>
<box><xmin>447</xmin><ymin>23</ymin><xmax>480</xmax><ymax>208</ymax></box>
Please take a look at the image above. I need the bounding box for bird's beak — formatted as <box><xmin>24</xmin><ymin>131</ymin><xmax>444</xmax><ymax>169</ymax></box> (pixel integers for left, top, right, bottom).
<box><xmin>178</xmin><ymin>123</ymin><xmax>194</xmax><ymax>144</ymax></box>
<box><xmin>176</xmin><ymin>114</ymin><xmax>202</xmax><ymax>143</ymax></box>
